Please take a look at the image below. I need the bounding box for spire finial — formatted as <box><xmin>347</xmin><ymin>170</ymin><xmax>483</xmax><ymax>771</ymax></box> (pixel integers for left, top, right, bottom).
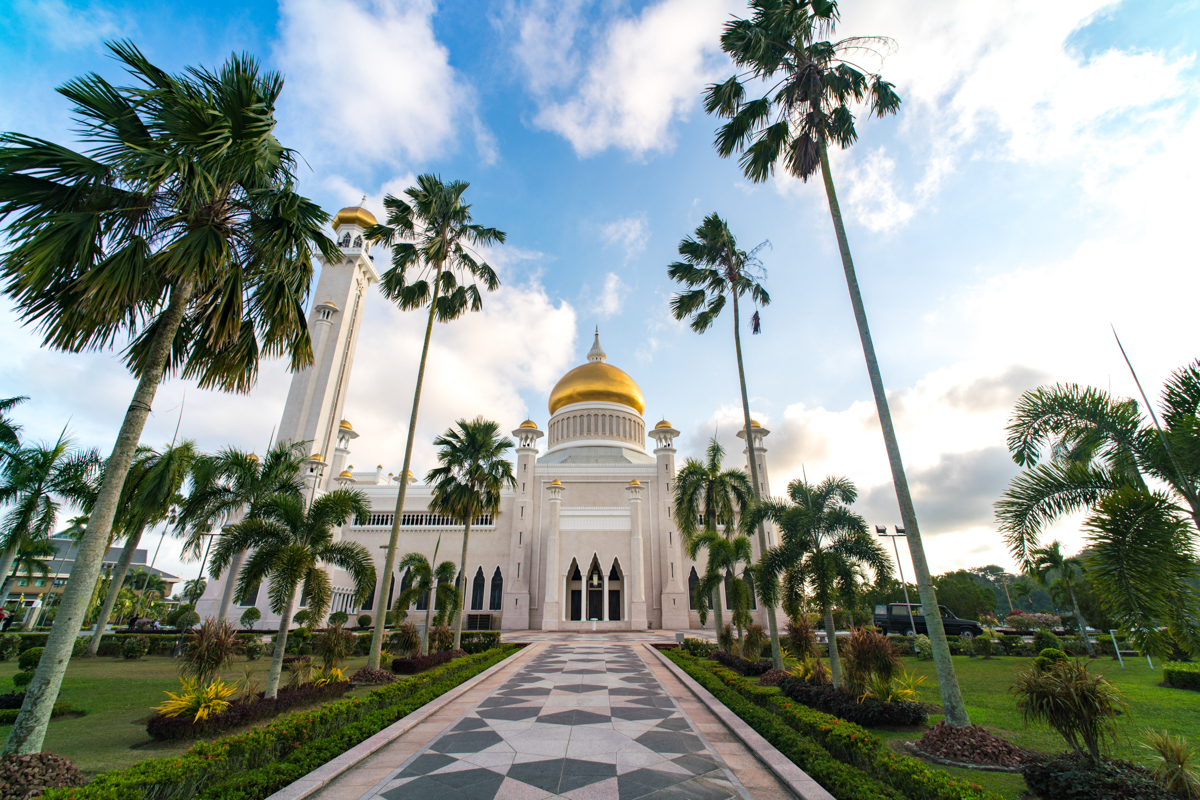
<box><xmin>359</xmin><ymin>194</ymin><xmax>367</xmax><ymax>206</ymax></box>
<box><xmin>587</xmin><ymin>327</ymin><xmax>606</xmax><ymax>363</ymax></box>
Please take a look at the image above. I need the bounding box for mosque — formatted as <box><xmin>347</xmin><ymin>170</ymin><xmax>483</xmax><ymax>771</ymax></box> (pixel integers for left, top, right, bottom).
<box><xmin>195</xmin><ymin>205</ymin><xmax>779</xmax><ymax>632</ymax></box>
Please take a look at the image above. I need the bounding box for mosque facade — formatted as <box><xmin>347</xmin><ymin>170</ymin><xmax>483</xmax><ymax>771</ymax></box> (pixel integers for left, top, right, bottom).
<box><xmin>195</xmin><ymin>206</ymin><xmax>779</xmax><ymax>632</ymax></box>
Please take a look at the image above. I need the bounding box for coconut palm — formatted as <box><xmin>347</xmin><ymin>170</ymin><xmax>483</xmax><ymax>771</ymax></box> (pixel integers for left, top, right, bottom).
<box><xmin>674</xmin><ymin>438</ymin><xmax>755</xmax><ymax>647</ymax></box>
<box><xmin>996</xmin><ymin>363</ymin><xmax>1200</xmax><ymax>658</ymax></box>
<box><xmin>3</xmin><ymin>537</ymin><xmax>55</xmax><ymax>594</ymax></box>
<box><xmin>0</xmin><ymin>43</ymin><xmax>336</xmax><ymax>754</ymax></box>
<box><xmin>0</xmin><ymin>433</ymin><xmax>101</xmax><ymax>608</ymax></box>
<box><xmin>1009</xmin><ymin>578</ymin><xmax>1035</xmax><ymax>612</ymax></box>
<box><xmin>394</xmin><ymin>540</ymin><xmax>459</xmax><ymax>656</ymax></box>
<box><xmin>668</xmin><ymin>212</ymin><xmax>782</xmax><ymax>667</ymax></box>
<box><xmin>751</xmin><ymin>475</ymin><xmax>891</xmax><ymax>689</ymax></box>
<box><xmin>208</xmin><ymin>489</ymin><xmax>375</xmax><ymax>699</ymax></box>
<box><xmin>124</xmin><ymin>569</ymin><xmax>168</xmax><ymax>596</ymax></box>
<box><xmin>1028</xmin><ymin>541</ymin><xmax>1094</xmax><ymax>655</ymax></box>
<box><xmin>425</xmin><ymin>417</ymin><xmax>516</xmax><ymax>650</ymax></box>
<box><xmin>362</xmin><ymin>176</ymin><xmax>505</xmax><ymax>669</ymax></box>
<box><xmin>704</xmin><ymin>0</ymin><xmax>971</xmax><ymax>725</ymax></box>
<box><xmin>175</xmin><ymin>441</ymin><xmax>307</xmax><ymax>621</ymax></box>
<box><xmin>0</xmin><ymin>396</ymin><xmax>25</xmax><ymax>456</ymax></box>
<box><xmin>88</xmin><ymin>440</ymin><xmax>196</xmax><ymax>654</ymax></box>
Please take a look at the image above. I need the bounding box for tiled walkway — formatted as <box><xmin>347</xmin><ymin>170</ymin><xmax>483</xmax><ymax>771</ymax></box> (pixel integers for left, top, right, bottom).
<box><xmin>342</xmin><ymin>643</ymin><xmax>780</xmax><ymax>800</ymax></box>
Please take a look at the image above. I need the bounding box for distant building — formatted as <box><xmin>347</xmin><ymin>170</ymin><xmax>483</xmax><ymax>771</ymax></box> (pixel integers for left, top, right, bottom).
<box><xmin>3</xmin><ymin>536</ymin><xmax>179</xmax><ymax>608</ymax></box>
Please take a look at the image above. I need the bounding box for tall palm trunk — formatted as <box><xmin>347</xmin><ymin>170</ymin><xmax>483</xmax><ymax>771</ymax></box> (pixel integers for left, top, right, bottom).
<box><xmin>88</xmin><ymin>525</ymin><xmax>145</xmax><ymax>654</ymax></box>
<box><xmin>368</xmin><ymin>264</ymin><xmax>443</xmax><ymax>670</ymax></box>
<box><xmin>731</xmin><ymin>288</ymin><xmax>784</xmax><ymax>669</ymax></box>
<box><xmin>265</xmin><ymin>591</ymin><xmax>296</xmax><ymax>699</ymax></box>
<box><xmin>817</xmin><ymin>140</ymin><xmax>970</xmax><ymax>727</ymax></box>
<box><xmin>216</xmin><ymin>550</ymin><xmax>247</xmax><ymax>623</ymax></box>
<box><xmin>4</xmin><ymin>279</ymin><xmax>195</xmax><ymax>756</ymax></box>
<box><xmin>453</xmin><ymin>517</ymin><xmax>472</xmax><ymax>650</ymax></box>
<box><xmin>0</xmin><ymin>543</ymin><xmax>18</xmax><ymax>607</ymax></box>
<box><xmin>1068</xmin><ymin>584</ymin><xmax>1095</xmax><ymax>655</ymax></box>
<box><xmin>705</xmin><ymin>507</ymin><xmax>726</xmax><ymax>647</ymax></box>
<box><xmin>824</xmin><ymin>606</ymin><xmax>842</xmax><ymax>689</ymax></box>
<box><xmin>421</xmin><ymin>588</ymin><xmax>434</xmax><ymax>656</ymax></box>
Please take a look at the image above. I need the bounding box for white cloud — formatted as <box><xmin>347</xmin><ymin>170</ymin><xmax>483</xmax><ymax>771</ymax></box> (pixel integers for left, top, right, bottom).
<box><xmin>513</xmin><ymin>0</ymin><xmax>741</xmax><ymax>156</ymax></box>
<box><xmin>593</xmin><ymin>272</ymin><xmax>628</xmax><ymax>319</ymax></box>
<box><xmin>600</xmin><ymin>216</ymin><xmax>649</xmax><ymax>261</ymax></box>
<box><xmin>837</xmin><ymin>147</ymin><xmax>915</xmax><ymax>233</ymax></box>
<box><xmin>274</xmin><ymin>0</ymin><xmax>491</xmax><ymax>168</ymax></box>
<box><xmin>13</xmin><ymin>0</ymin><xmax>123</xmax><ymax>50</ymax></box>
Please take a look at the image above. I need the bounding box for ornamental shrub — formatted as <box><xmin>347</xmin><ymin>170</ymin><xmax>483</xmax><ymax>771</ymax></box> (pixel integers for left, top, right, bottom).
<box><xmin>1022</xmin><ymin>752</ymin><xmax>1176</xmax><ymax>800</ymax></box>
<box><xmin>328</xmin><ymin>611</ymin><xmax>349</xmax><ymax>626</ymax></box>
<box><xmin>314</xmin><ymin>623</ymin><xmax>355</xmax><ymax>671</ymax></box>
<box><xmin>0</xmin><ymin>633</ymin><xmax>19</xmax><ymax>661</ymax></box>
<box><xmin>428</xmin><ymin>625</ymin><xmax>453</xmax><ymax>653</ymax></box>
<box><xmin>914</xmin><ymin>635</ymin><xmax>932</xmax><ymax>660</ymax></box>
<box><xmin>778</xmin><ymin>679</ymin><xmax>928</xmax><ymax>727</ymax></box>
<box><xmin>182</xmin><ymin>618</ymin><xmax>238</xmax><ymax>685</ymax></box>
<box><xmin>389</xmin><ymin>622</ymin><xmax>421</xmax><ymax>657</ymax></box>
<box><xmin>786</xmin><ymin>617</ymin><xmax>819</xmax><ymax>660</ymax></box>
<box><xmin>1033</xmin><ymin>629</ymin><xmax>1061</xmax><ymax>652</ymax></box>
<box><xmin>146</xmin><ymin>680</ymin><xmax>350</xmax><ymax>740</ymax></box>
<box><xmin>357</xmin><ymin>614</ymin><xmax>372</xmax><ymax>629</ymax></box>
<box><xmin>12</xmin><ymin>671</ymin><xmax>33</xmax><ymax>688</ymax></box>
<box><xmin>459</xmin><ymin>631</ymin><xmax>501</xmax><ymax>654</ymax></box>
<box><xmin>239</xmin><ymin>607</ymin><xmax>261</xmax><ymax>629</ymax></box>
<box><xmin>1012</xmin><ymin>656</ymin><xmax>1126</xmax><ymax>762</ymax></box>
<box><xmin>842</xmin><ymin>627</ymin><xmax>900</xmax><ymax>695</ymax></box>
<box><xmin>239</xmin><ymin>637</ymin><xmax>264</xmax><ymax>661</ymax></box>
<box><xmin>681</xmin><ymin>637</ymin><xmax>715</xmax><ymax>658</ymax></box>
<box><xmin>1005</xmin><ymin>610</ymin><xmax>1061</xmax><ymax>631</ymax></box>
<box><xmin>17</xmin><ymin>646</ymin><xmax>44</xmax><ymax>672</ymax></box>
<box><xmin>1164</xmin><ymin>662</ymin><xmax>1200</xmax><ymax>691</ymax></box>
<box><xmin>971</xmin><ymin>637</ymin><xmax>995</xmax><ymax>659</ymax></box>
<box><xmin>392</xmin><ymin>648</ymin><xmax>465</xmax><ymax>675</ymax></box>
<box><xmin>712</xmin><ymin>649</ymin><xmax>771</xmax><ymax>676</ymax></box>
<box><xmin>121</xmin><ymin>635</ymin><xmax>150</xmax><ymax>660</ymax></box>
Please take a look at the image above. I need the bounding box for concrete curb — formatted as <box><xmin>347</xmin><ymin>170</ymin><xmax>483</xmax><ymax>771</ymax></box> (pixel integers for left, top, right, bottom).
<box><xmin>645</xmin><ymin>645</ymin><xmax>836</xmax><ymax>800</ymax></box>
<box><xmin>266</xmin><ymin>643</ymin><xmax>544</xmax><ymax>800</ymax></box>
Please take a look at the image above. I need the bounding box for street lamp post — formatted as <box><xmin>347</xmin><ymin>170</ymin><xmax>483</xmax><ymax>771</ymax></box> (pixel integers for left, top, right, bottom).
<box><xmin>877</xmin><ymin>525</ymin><xmax>918</xmax><ymax>653</ymax></box>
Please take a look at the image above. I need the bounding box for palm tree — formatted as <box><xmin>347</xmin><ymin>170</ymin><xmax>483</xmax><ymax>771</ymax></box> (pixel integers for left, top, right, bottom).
<box><xmin>1028</xmin><ymin>541</ymin><xmax>1094</xmax><ymax>655</ymax></box>
<box><xmin>687</xmin><ymin>528</ymin><xmax>754</xmax><ymax>652</ymax></box>
<box><xmin>0</xmin><ymin>396</ymin><xmax>25</xmax><ymax>456</ymax></box>
<box><xmin>751</xmin><ymin>476</ymin><xmax>891</xmax><ymax>689</ymax></box>
<box><xmin>996</xmin><ymin>363</ymin><xmax>1200</xmax><ymax>658</ymax></box>
<box><xmin>0</xmin><ymin>43</ymin><xmax>336</xmax><ymax>755</ymax></box>
<box><xmin>209</xmin><ymin>489</ymin><xmax>375</xmax><ymax>699</ymax></box>
<box><xmin>175</xmin><ymin>441</ymin><xmax>306</xmax><ymax>621</ymax></box>
<box><xmin>673</xmin><ymin>438</ymin><xmax>754</xmax><ymax>647</ymax></box>
<box><xmin>668</xmin><ymin>213</ymin><xmax>782</xmax><ymax>668</ymax></box>
<box><xmin>1009</xmin><ymin>578</ymin><xmax>1035</xmax><ymax>613</ymax></box>
<box><xmin>425</xmin><ymin>417</ymin><xmax>516</xmax><ymax>650</ymax></box>
<box><xmin>124</xmin><ymin>569</ymin><xmax>168</xmax><ymax>596</ymax></box>
<box><xmin>88</xmin><ymin>440</ymin><xmax>196</xmax><ymax>654</ymax></box>
<box><xmin>704</xmin><ymin>1</ymin><xmax>971</xmax><ymax>725</ymax></box>
<box><xmin>0</xmin><ymin>433</ymin><xmax>101</xmax><ymax>607</ymax></box>
<box><xmin>362</xmin><ymin>175</ymin><xmax>505</xmax><ymax>669</ymax></box>
<box><xmin>4</xmin><ymin>537</ymin><xmax>55</xmax><ymax>594</ymax></box>
<box><xmin>394</xmin><ymin>540</ymin><xmax>459</xmax><ymax>656</ymax></box>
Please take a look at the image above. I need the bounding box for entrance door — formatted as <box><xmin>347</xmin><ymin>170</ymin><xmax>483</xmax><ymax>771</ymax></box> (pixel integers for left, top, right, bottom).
<box><xmin>608</xmin><ymin>590</ymin><xmax>621</xmax><ymax>621</ymax></box>
<box><xmin>587</xmin><ymin>590</ymin><xmax>603</xmax><ymax>621</ymax></box>
<box><xmin>570</xmin><ymin>590</ymin><xmax>582</xmax><ymax>621</ymax></box>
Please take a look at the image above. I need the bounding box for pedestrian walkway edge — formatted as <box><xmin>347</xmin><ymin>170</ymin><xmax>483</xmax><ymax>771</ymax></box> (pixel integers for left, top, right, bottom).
<box><xmin>266</xmin><ymin>642</ymin><xmax>545</xmax><ymax>800</ymax></box>
<box><xmin>644</xmin><ymin>645</ymin><xmax>837</xmax><ymax>800</ymax></box>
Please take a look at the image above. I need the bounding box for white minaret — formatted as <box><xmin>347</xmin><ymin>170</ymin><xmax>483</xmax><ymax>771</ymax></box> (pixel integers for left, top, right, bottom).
<box><xmin>504</xmin><ymin>420</ymin><xmax>543</xmax><ymax>629</ymax></box>
<box><xmin>277</xmin><ymin>202</ymin><xmax>380</xmax><ymax>488</ymax></box>
<box><xmin>651</xmin><ymin>420</ymin><xmax>689</xmax><ymax>629</ymax></box>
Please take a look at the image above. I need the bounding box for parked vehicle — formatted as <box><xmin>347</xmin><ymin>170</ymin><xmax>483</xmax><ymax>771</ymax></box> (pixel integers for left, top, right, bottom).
<box><xmin>873</xmin><ymin>603</ymin><xmax>984</xmax><ymax>640</ymax></box>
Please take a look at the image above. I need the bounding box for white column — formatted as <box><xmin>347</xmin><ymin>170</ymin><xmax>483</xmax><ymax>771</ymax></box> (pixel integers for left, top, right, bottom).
<box><xmin>542</xmin><ymin>480</ymin><xmax>562</xmax><ymax>630</ymax></box>
<box><xmin>602</xmin><ymin>569</ymin><xmax>609</xmax><ymax>621</ymax></box>
<box><xmin>627</xmin><ymin>480</ymin><xmax>647</xmax><ymax>630</ymax></box>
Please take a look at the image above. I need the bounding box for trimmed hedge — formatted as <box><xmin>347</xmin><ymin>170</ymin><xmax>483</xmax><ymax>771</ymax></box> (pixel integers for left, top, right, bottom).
<box><xmin>146</xmin><ymin>681</ymin><xmax>351</xmax><ymax>740</ymax></box>
<box><xmin>711</xmin><ymin>650</ymin><xmax>771</xmax><ymax>676</ymax></box>
<box><xmin>1164</xmin><ymin>661</ymin><xmax>1200</xmax><ymax>691</ymax></box>
<box><xmin>42</xmin><ymin>645</ymin><xmax>517</xmax><ymax>800</ymax></box>
<box><xmin>1022</xmin><ymin>752</ymin><xmax>1177</xmax><ymax>800</ymax></box>
<box><xmin>0</xmin><ymin>701</ymin><xmax>72</xmax><ymax>725</ymax></box>
<box><xmin>392</xmin><ymin>648</ymin><xmax>465</xmax><ymax>674</ymax></box>
<box><xmin>778</xmin><ymin>680</ymin><xmax>928</xmax><ymax>727</ymax></box>
<box><xmin>667</xmin><ymin>650</ymin><xmax>998</xmax><ymax>800</ymax></box>
<box><xmin>460</xmin><ymin>632</ymin><xmax>501</xmax><ymax>654</ymax></box>
<box><xmin>0</xmin><ymin>633</ymin><xmax>18</xmax><ymax>661</ymax></box>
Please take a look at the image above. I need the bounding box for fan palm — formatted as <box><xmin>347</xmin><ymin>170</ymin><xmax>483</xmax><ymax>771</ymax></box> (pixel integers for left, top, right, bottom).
<box><xmin>0</xmin><ymin>433</ymin><xmax>101</xmax><ymax>608</ymax></box>
<box><xmin>209</xmin><ymin>489</ymin><xmax>375</xmax><ymax>698</ymax></box>
<box><xmin>751</xmin><ymin>476</ymin><xmax>891</xmax><ymax>689</ymax></box>
<box><xmin>425</xmin><ymin>417</ymin><xmax>516</xmax><ymax>649</ymax></box>
<box><xmin>88</xmin><ymin>440</ymin><xmax>196</xmax><ymax>654</ymax></box>
<box><xmin>0</xmin><ymin>43</ymin><xmax>336</xmax><ymax>754</ymax></box>
<box><xmin>668</xmin><ymin>212</ymin><xmax>781</xmax><ymax>668</ymax></box>
<box><xmin>394</xmin><ymin>540</ymin><xmax>459</xmax><ymax>656</ymax></box>
<box><xmin>175</xmin><ymin>440</ymin><xmax>306</xmax><ymax>621</ymax></box>
<box><xmin>674</xmin><ymin>438</ymin><xmax>754</xmax><ymax>648</ymax></box>
<box><xmin>703</xmin><ymin>0</ymin><xmax>970</xmax><ymax>726</ymax></box>
<box><xmin>362</xmin><ymin>175</ymin><xmax>505</xmax><ymax>669</ymax></box>
<box><xmin>996</xmin><ymin>363</ymin><xmax>1200</xmax><ymax>658</ymax></box>
<box><xmin>1028</xmin><ymin>541</ymin><xmax>1094</xmax><ymax>655</ymax></box>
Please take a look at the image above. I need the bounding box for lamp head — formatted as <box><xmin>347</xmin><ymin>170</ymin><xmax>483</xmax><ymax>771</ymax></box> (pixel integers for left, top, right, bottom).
<box><xmin>895</xmin><ymin>526</ymin><xmax>906</xmax><ymax>535</ymax></box>
<box><xmin>875</xmin><ymin>525</ymin><xmax>887</xmax><ymax>535</ymax></box>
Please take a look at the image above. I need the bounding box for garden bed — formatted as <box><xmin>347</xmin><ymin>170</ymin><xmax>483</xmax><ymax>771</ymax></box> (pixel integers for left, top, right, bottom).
<box><xmin>146</xmin><ymin>681</ymin><xmax>352</xmax><ymax>740</ymax></box>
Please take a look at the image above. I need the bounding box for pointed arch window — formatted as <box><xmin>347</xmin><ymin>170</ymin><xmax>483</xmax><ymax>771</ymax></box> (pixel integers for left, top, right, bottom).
<box><xmin>339</xmin><ymin>232</ymin><xmax>351</xmax><ymax>247</ymax></box>
<box><xmin>489</xmin><ymin>567</ymin><xmax>503</xmax><ymax>610</ymax></box>
<box><xmin>688</xmin><ymin>567</ymin><xmax>699</xmax><ymax>610</ymax></box>
<box><xmin>471</xmin><ymin>567</ymin><xmax>486</xmax><ymax>610</ymax></box>
<box><xmin>400</xmin><ymin>568</ymin><xmax>413</xmax><ymax>608</ymax></box>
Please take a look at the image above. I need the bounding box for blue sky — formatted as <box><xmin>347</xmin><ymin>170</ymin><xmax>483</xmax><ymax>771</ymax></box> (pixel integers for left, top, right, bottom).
<box><xmin>3</xmin><ymin>0</ymin><xmax>1199</xmax><ymax>583</ymax></box>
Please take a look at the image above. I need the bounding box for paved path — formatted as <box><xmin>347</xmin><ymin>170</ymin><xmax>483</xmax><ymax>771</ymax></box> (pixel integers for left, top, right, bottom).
<box><xmin>313</xmin><ymin>643</ymin><xmax>794</xmax><ymax>800</ymax></box>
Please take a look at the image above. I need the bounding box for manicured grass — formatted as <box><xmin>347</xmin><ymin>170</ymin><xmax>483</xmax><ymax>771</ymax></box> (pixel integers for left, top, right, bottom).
<box><xmin>0</xmin><ymin>652</ymin><xmax>380</xmax><ymax>774</ymax></box>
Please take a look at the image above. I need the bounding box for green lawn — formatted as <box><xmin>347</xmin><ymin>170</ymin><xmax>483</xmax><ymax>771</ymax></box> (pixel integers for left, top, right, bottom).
<box><xmin>872</xmin><ymin>654</ymin><xmax>1196</xmax><ymax>800</ymax></box>
<box><xmin>0</xmin><ymin>653</ymin><xmax>381</xmax><ymax>775</ymax></box>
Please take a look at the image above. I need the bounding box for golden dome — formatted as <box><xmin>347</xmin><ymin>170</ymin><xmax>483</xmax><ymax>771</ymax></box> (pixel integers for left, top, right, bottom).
<box><xmin>654</xmin><ymin>420</ymin><xmax>673</xmax><ymax>430</ymax></box>
<box><xmin>548</xmin><ymin>361</ymin><xmax>645</xmax><ymax>415</ymax></box>
<box><xmin>629</xmin><ymin>479</ymin><xmax>641</xmax><ymax>486</ymax></box>
<box><xmin>332</xmin><ymin>205</ymin><xmax>377</xmax><ymax>230</ymax></box>
<box><xmin>338</xmin><ymin>470</ymin><xmax>353</xmax><ymax>479</ymax></box>
<box><xmin>549</xmin><ymin>479</ymin><xmax>562</xmax><ymax>486</ymax></box>
<box><xmin>248</xmin><ymin>452</ymin><xmax>259</xmax><ymax>462</ymax></box>
<box><xmin>339</xmin><ymin>420</ymin><xmax>353</xmax><ymax>430</ymax></box>
<box><xmin>742</xmin><ymin>420</ymin><xmax>762</xmax><ymax>429</ymax></box>
<box><xmin>519</xmin><ymin>420</ymin><xmax>538</xmax><ymax>429</ymax></box>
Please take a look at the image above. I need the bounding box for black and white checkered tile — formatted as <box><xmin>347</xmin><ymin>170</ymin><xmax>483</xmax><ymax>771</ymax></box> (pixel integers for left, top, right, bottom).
<box><xmin>367</xmin><ymin>644</ymin><xmax>745</xmax><ymax>800</ymax></box>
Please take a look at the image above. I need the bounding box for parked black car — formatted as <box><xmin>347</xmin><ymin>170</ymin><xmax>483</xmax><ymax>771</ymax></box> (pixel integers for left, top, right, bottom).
<box><xmin>873</xmin><ymin>603</ymin><xmax>984</xmax><ymax>640</ymax></box>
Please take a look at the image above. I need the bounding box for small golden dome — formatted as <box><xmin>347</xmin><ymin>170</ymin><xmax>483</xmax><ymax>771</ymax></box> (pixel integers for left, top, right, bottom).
<box><xmin>339</xmin><ymin>420</ymin><xmax>353</xmax><ymax>430</ymax></box>
<box><xmin>742</xmin><ymin>420</ymin><xmax>762</xmax><ymax>429</ymax></box>
<box><xmin>519</xmin><ymin>420</ymin><xmax>537</xmax><ymax>429</ymax></box>
<box><xmin>248</xmin><ymin>452</ymin><xmax>259</xmax><ymax>462</ymax></box>
<box><xmin>332</xmin><ymin>205</ymin><xmax>377</xmax><ymax>230</ymax></box>
<box><xmin>548</xmin><ymin>362</ymin><xmax>645</xmax><ymax>415</ymax></box>
<box><xmin>309</xmin><ymin>453</ymin><xmax>324</xmax><ymax>462</ymax></box>
<box><xmin>629</xmin><ymin>479</ymin><xmax>641</xmax><ymax>486</ymax></box>
<box><xmin>338</xmin><ymin>470</ymin><xmax>353</xmax><ymax>479</ymax></box>
<box><xmin>549</xmin><ymin>479</ymin><xmax>562</xmax><ymax>486</ymax></box>
<box><xmin>654</xmin><ymin>420</ymin><xmax>673</xmax><ymax>430</ymax></box>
